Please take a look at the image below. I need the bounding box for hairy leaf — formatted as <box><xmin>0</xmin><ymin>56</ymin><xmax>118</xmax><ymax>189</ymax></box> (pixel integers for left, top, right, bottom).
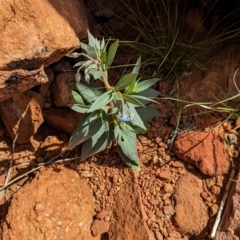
<box><xmin>136</xmin><ymin>107</ymin><xmax>159</xmax><ymax>122</ymax></box>
<box><xmin>88</xmin><ymin>90</ymin><xmax>114</xmax><ymax>112</ymax></box>
<box><xmin>66</xmin><ymin>52</ymin><xmax>81</xmax><ymax>58</ymax></box>
<box><xmin>80</xmin><ymin>42</ymin><xmax>88</xmax><ymax>52</ymax></box>
<box><xmin>68</xmin><ymin>113</ymin><xmax>102</xmax><ymax>149</ymax></box>
<box><xmin>128</xmin><ymin>94</ymin><xmax>158</xmax><ymax>104</ymax></box>
<box><xmin>81</xmin><ymin>113</ymin><xmax>112</xmax><ymax>160</ymax></box>
<box><xmin>132</xmin><ymin>125</ymin><xmax>148</xmax><ymax>134</ymax></box>
<box><xmin>134</xmin><ymin>78</ymin><xmax>159</xmax><ymax>93</ymax></box>
<box><xmin>127</xmin><ymin>103</ymin><xmax>146</xmax><ymax>130</ymax></box>
<box><xmin>76</xmin><ymin>82</ymin><xmax>103</xmax><ymax>103</ymax></box>
<box><xmin>132</xmin><ymin>56</ymin><xmax>141</xmax><ymax>74</ymax></box>
<box><xmin>72</xmin><ymin>90</ymin><xmax>84</xmax><ymax>104</ymax></box>
<box><xmin>123</xmin><ymin>94</ymin><xmax>145</xmax><ymax>107</ymax></box>
<box><xmin>86</xmin><ymin>45</ymin><xmax>97</xmax><ymax>58</ymax></box>
<box><xmin>124</xmin><ymin>78</ymin><xmax>137</xmax><ymax>95</ymax></box>
<box><xmin>106</xmin><ymin>40</ymin><xmax>119</xmax><ymax>68</ymax></box>
<box><xmin>100</xmin><ymin>38</ymin><xmax>106</xmax><ymax>51</ymax></box>
<box><xmin>114</xmin><ymin>124</ymin><xmax>140</xmax><ymax>170</ymax></box>
<box><xmin>101</xmin><ymin>51</ymin><xmax>107</xmax><ymax>63</ymax></box>
<box><xmin>73</xmin><ymin>61</ymin><xmax>85</xmax><ymax>68</ymax></box>
<box><xmin>87</xmin><ymin>30</ymin><xmax>96</xmax><ymax>48</ymax></box>
<box><xmin>129</xmin><ymin>88</ymin><xmax>160</xmax><ymax>104</ymax></box>
<box><xmin>68</xmin><ymin>104</ymin><xmax>90</xmax><ymax>114</ymax></box>
<box><xmin>93</xmin><ymin>71</ymin><xmax>104</xmax><ymax>80</ymax></box>
<box><xmin>115</xmin><ymin>73</ymin><xmax>138</xmax><ymax>90</ymax></box>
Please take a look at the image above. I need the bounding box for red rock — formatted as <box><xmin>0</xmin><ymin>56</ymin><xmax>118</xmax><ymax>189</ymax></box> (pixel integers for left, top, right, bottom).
<box><xmin>108</xmin><ymin>169</ymin><xmax>154</xmax><ymax>240</ymax></box>
<box><xmin>0</xmin><ymin>67</ymin><xmax>48</xmax><ymax>103</ymax></box>
<box><xmin>210</xmin><ymin>185</ymin><xmax>221</xmax><ymax>195</ymax></box>
<box><xmin>96</xmin><ymin>210</ymin><xmax>109</xmax><ymax>220</ymax></box>
<box><xmin>51</xmin><ymin>72</ymin><xmax>77</xmax><ymax>107</ymax></box>
<box><xmin>149</xmin><ymin>199</ymin><xmax>160</xmax><ymax>206</ymax></box>
<box><xmin>43</xmin><ymin>107</ymin><xmax>86</xmax><ymax>135</ymax></box>
<box><xmin>2</xmin><ymin>166</ymin><xmax>97</xmax><ymax>240</ymax></box>
<box><xmin>169</xmin><ymin>160</ymin><xmax>185</xmax><ymax>168</ymax></box>
<box><xmin>163</xmin><ymin>183</ymin><xmax>174</xmax><ymax>194</ymax></box>
<box><xmin>174</xmin><ymin>172</ymin><xmax>209</xmax><ymax>236</ymax></box>
<box><xmin>158</xmin><ymin>169</ymin><xmax>171</xmax><ymax>180</ymax></box>
<box><xmin>163</xmin><ymin>205</ymin><xmax>175</xmax><ymax>216</ymax></box>
<box><xmin>0</xmin><ymin>0</ymin><xmax>88</xmax><ymax>102</ymax></box>
<box><xmin>38</xmin><ymin>136</ymin><xmax>63</xmax><ymax>158</ymax></box>
<box><xmin>0</xmin><ymin>91</ymin><xmax>44</xmax><ymax>144</ymax></box>
<box><xmin>173</xmin><ymin>131</ymin><xmax>230</xmax><ymax>176</ymax></box>
<box><xmin>91</xmin><ymin>219</ymin><xmax>110</xmax><ymax>237</ymax></box>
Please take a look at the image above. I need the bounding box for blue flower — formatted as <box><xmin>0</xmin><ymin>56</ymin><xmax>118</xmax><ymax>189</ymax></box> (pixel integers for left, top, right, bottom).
<box><xmin>117</xmin><ymin>114</ymin><xmax>132</xmax><ymax>123</ymax></box>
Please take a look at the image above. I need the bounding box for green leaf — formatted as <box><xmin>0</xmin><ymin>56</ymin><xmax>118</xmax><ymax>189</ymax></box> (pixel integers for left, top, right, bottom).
<box><xmin>115</xmin><ymin>73</ymin><xmax>138</xmax><ymax>90</ymax></box>
<box><xmin>68</xmin><ymin>113</ymin><xmax>102</xmax><ymax>149</ymax></box>
<box><xmin>117</xmin><ymin>145</ymin><xmax>140</xmax><ymax>171</ymax></box>
<box><xmin>81</xmin><ymin>113</ymin><xmax>112</xmax><ymax>160</ymax></box>
<box><xmin>114</xmin><ymin>124</ymin><xmax>140</xmax><ymax>171</ymax></box>
<box><xmin>93</xmin><ymin>71</ymin><xmax>104</xmax><ymax>80</ymax></box>
<box><xmin>76</xmin><ymin>82</ymin><xmax>103</xmax><ymax>103</ymax></box>
<box><xmin>123</xmin><ymin>94</ymin><xmax>145</xmax><ymax>107</ymax></box>
<box><xmin>80</xmin><ymin>42</ymin><xmax>88</xmax><ymax>52</ymax></box>
<box><xmin>72</xmin><ymin>90</ymin><xmax>84</xmax><ymax>104</ymax></box>
<box><xmin>128</xmin><ymin>94</ymin><xmax>158</xmax><ymax>104</ymax></box>
<box><xmin>132</xmin><ymin>56</ymin><xmax>141</xmax><ymax>74</ymax></box>
<box><xmin>87</xmin><ymin>30</ymin><xmax>96</xmax><ymax>48</ymax></box>
<box><xmin>124</xmin><ymin>78</ymin><xmax>137</xmax><ymax>95</ymax></box>
<box><xmin>134</xmin><ymin>78</ymin><xmax>159</xmax><ymax>93</ymax></box>
<box><xmin>106</xmin><ymin>40</ymin><xmax>119</xmax><ymax>68</ymax></box>
<box><xmin>127</xmin><ymin>103</ymin><xmax>146</xmax><ymax>130</ymax></box>
<box><xmin>100</xmin><ymin>38</ymin><xmax>106</xmax><ymax>51</ymax></box>
<box><xmin>86</xmin><ymin>45</ymin><xmax>97</xmax><ymax>58</ymax></box>
<box><xmin>66</xmin><ymin>52</ymin><xmax>81</xmax><ymax>58</ymax></box>
<box><xmin>68</xmin><ymin>104</ymin><xmax>90</xmax><ymax>113</ymax></box>
<box><xmin>101</xmin><ymin>51</ymin><xmax>107</xmax><ymax>63</ymax></box>
<box><xmin>73</xmin><ymin>61</ymin><xmax>85</xmax><ymax>68</ymax></box>
<box><xmin>136</xmin><ymin>106</ymin><xmax>159</xmax><ymax>122</ymax></box>
<box><xmin>129</xmin><ymin>88</ymin><xmax>160</xmax><ymax>104</ymax></box>
<box><xmin>132</xmin><ymin>124</ymin><xmax>149</xmax><ymax>134</ymax></box>
<box><xmin>88</xmin><ymin>90</ymin><xmax>114</xmax><ymax>113</ymax></box>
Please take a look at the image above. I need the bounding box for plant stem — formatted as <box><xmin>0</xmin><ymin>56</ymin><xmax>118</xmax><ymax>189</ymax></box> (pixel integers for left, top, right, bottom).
<box><xmin>100</xmin><ymin>69</ymin><xmax>118</xmax><ymax>125</ymax></box>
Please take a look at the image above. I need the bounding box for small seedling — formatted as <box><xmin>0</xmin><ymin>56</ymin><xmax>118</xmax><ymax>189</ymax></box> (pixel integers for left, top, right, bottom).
<box><xmin>67</xmin><ymin>31</ymin><xmax>160</xmax><ymax>171</ymax></box>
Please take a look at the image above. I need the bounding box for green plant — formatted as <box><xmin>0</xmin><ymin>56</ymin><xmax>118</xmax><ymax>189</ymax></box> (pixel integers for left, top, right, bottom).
<box><xmin>118</xmin><ymin>0</ymin><xmax>240</xmax><ymax>78</ymax></box>
<box><xmin>66</xmin><ymin>31</ymin><xmax>159</xmax><ymax>171</ymax></box>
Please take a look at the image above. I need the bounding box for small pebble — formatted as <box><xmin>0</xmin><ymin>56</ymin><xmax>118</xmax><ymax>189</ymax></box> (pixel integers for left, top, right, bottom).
<box><xmin>209</xmin><ymin>204</ymin><xmax>218</xmax><ymax>217</ymax></box>
<box><xmin>104</xmin><ymin>216</ymin><xmax>111</xmax><ymax>222</ymax></box>
<box><xmin>169</xmin><ymin>160</ymin><xmax>184</xmax><ymax>168</ymax></box>
<box><xmin>210</xmin><ymin>185</ymin><xmax>221</xmax><ymax>195</ymax></box>
<box><xmin>158</xmin><ymin>170</ymin><xmax>171</xmax><ymax>180</ymax></box>
<box><xmin>80</xmin><ymin>171</ymin><xmax>94</xmax><ymax>178</ymax></box>
<box><xmin>187</xmin><ymin>164</ymin><xmax>195</xmax><ymax>170</ymax></box>
<box><xmin>163</xmin><ymin>183</ymin><xmax>174</xmax><ymax>194</ymax></box>
<box><xmin>155</xmin><ymin>231</ymin><xmax>164</xmax><ymax>240</ymax></box>
<box><xmin>163</xmin><ymin>205</ymin><xmax>175</xmax><ymax>216</ymax></box>
<box><xmin>96</xmin><ymin>210</ymin><xmax>109</xmax><ymax>220</ymax></box>
<box><xmin>149</xmin><ymin>199</ymin><xmax>160</xmax><ymax>206</ymax></box>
